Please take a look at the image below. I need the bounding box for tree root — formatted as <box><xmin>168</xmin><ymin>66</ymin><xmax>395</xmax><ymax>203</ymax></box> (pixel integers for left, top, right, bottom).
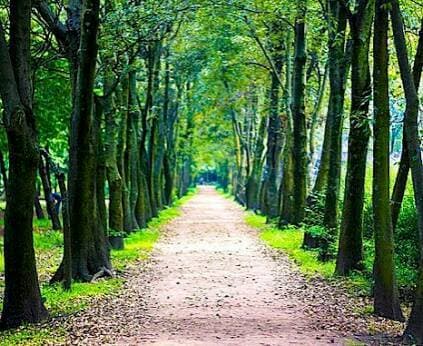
<box><xmin>90</xmin><ymin>267</ymin><xmax>114</xmax><ymax>282</ymax></box>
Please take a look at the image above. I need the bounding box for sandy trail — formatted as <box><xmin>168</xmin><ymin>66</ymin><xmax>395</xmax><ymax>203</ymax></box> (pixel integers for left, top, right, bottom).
<box><xmin>67</xmin><ymin>187</ymin><xmax>345</xmax><ymax>345</ymax></box>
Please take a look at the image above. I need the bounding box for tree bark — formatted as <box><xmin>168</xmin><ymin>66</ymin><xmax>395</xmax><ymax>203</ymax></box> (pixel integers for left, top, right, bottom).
<box><xmin>322</xmin><ymin>1</ymin><xmax>347</xmax><ymax>231</ymax></box>
<box><xmin>335</xmin><ymin>0</ymin><xmax>374</xmax><ymax>275</ymax></box>
<box><xmin>39</xmin><ymin>151</ymin><xmax>61</xmax><ymax>230</ymax></box>
<box><xmin>34</xmin><ymin>187</ymin><xmax>45</xmax><ymax>220</ymax></box>
<box><xmin>52</xmin><ymin>0</ymin><xmax>112</xmax><ymax>282</ymax></box>
<box><xmin>291</xmin><ymin>0</ymin><xmax>308</xmax><ymax>225</ymax></box>
<box><xmin>116</xmin><ymin>75</ymin><xmax>133</xmax><ymax>233</ymax></box>
<box><xmin>56</xmin><ymin>172</ymin><xmax>71</xmax><ymax>290</ymax></box>
<box><xmin>280</xmin><ymin>30</ymin><xmax>295</xmax><ymax>225</ymax></box>
<box><xmin>0</xmin><ymin>0</ymin><xmax>48</xmax><ymax>329</ymax></box>
<box><xmin>246</xmin><ymin>115</ymin><xmax>266</xmax><ymax>211</ymax></box>
<box><xmin>390</xmin><ymin>18</ymin><xmax>423</xmax><ymax>230</ymax></box>
<box><xmin>264</xmin><ymin>32</ymin><xmax>284</xmax><ymax>219</ymax></box>
<box><xmin>372</xmin><ymin>0</ymin><xmax>403</xmax><ymax>321</ymax></box>
<box><xmin>388</xmin><ymin>0</ymin><xmax>423</xmax><ymax>338</ymax></box>
<box><xmin>104</xmin><ymin>79</ymin><xmax>124</xmax><ymax>239</ymax></box>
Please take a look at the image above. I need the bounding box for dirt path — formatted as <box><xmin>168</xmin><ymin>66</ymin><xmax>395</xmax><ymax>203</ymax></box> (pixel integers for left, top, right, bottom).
<box><xmin>66</xmin><ymin>187</ymin><xmax>353</xmax><ymax>345</ymax></box>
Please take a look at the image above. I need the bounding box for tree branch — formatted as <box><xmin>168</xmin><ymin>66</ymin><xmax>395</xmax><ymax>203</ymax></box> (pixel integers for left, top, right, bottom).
<box><xmin>34</xmin><ymin>1</ymin><xmax>67</xmax><ymax>44</ymax></box>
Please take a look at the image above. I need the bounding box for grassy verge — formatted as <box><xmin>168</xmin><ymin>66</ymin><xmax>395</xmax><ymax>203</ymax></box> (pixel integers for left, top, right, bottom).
<box><xmin>245</xmin><ymin>213</ymin><xmax>371</xmax><ymax>296</ymax></box>
<box><xmin>0</xmin><ymin>189</ymin><xmax>196</xmax><ymax>345</ymax></box>
<box><xmin>215</xmin><ymin>187</ymin><xmax>233</xmax><ymax>200</ymax></box>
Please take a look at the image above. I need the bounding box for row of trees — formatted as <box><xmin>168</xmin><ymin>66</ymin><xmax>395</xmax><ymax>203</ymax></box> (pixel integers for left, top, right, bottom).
<box><xmin>0</xmin><ymin>0</ymin><xmax>201</xmax><ymax>329</ymax></box>
<box><xmin>191</xmin><ymin>0</ymin><xmax>423</xmax><ymax>342</ymax></box>
<box><xmin>0</xmin><ymin>0</ymin><xmax>422</xmax><ymax>343</ymax></box>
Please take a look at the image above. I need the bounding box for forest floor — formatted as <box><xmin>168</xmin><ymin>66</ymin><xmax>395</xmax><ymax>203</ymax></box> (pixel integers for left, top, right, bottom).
<box><xmin>58</xmin><ymin>186</ymin><xmax>402</xmax><ymax>345</ymax></box>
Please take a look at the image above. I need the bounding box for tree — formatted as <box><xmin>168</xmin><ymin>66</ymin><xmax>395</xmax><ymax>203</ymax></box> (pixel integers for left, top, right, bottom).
<box><xmin>335</xmin><ymin>0</ymin><xmax>374</xmax><ymax>275</ymax></box>
<box><xmin>291</xmin><ymin>0</ymin><xmax>308</xmax><ymax>225</ymax></box>
<box><xmin>263</xmin><ymin>23</ymin><xmax>284</xmax><ymax>219</ymax></box>
<box><xmin>390</xmin><ymin>18</ymin><xmax>423</xmax><ymax>230</ymax></box>
<box><xmin>372</xmin><ymin>0</ymin><xmax>403</xmax><ymax>321</ymax></box>
<box><xmin>389</xmin><ymin>0</ymin><xmax>423</xmax><ymax>339</ymax></box>
<box><xmin>0</xmin><ymin>0</ymin><xmax>48</xmax><ymax>328</ymax></box>
<box><xmin>50</xmin><ymin>0</ymin><xmax>112</xmax><ymax>282</ymax></box>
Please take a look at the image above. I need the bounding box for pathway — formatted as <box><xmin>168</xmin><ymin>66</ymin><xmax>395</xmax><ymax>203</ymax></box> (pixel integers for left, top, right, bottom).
<box><xmin>66</xmin><ymin>187</ymin><xmax>355</xmax><ymax>345</ymax></box>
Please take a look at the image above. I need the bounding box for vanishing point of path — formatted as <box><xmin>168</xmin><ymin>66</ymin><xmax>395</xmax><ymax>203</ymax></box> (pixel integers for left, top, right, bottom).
<box><xmin>66</xmin><ymin>187</ymin><xmax>366</xmax><ymax>345</ymax></box>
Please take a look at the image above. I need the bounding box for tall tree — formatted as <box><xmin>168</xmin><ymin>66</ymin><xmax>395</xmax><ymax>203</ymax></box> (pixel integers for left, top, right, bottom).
<box><xmin>322</xmin><ymin>0</ymin><xmax>348</xmax><ymax>230</ymax></box>
<box><xmin>263</xmin><ymin>25</ymin><xmax>284</xmax><ymax>219</ymax></box>
<box><xmin>335</xmin><ymin>0</ymin><xmax>374</xmax><ymax>275</ymax></box>
<box><xmin>291</xmin><ymin>0</ymin><xmax>308</xmax><ymax>225</ymax></box>
<box><xmin>372</xmin><ymin>0</ymin><xmax>403</xmax><ymax>321</ymax></box>
<box><xmin>388</xmin><ymin>0</ymin><xmax>423</xmax><ymax>340</ymax></box>
<box><xmin>390</xmin><ymin>18</ymin><xmax>423</xmax><ymax>230</ymax></box>
<box><xmin>0</xmin><ymin>0</ymin><xmax>48</xmax><ymax>328</ymax></box>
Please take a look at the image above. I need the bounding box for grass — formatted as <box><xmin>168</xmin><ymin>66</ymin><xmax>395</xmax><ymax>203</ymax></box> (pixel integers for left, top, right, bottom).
<box><xmin>0</xmin><ymin>188</ymin><xmax>197</xmax><ymax>345</ymax></box>
<box><xmin>246</xmin><ymin>213</ymin><xmax>335</xmax><ymax>278</ymax></box>
<box><xmin>246</xmin><ymin>212</ymin><xmax>372</xmax><ymax>296</ymax></box>
<box><xmin>0</xmin><ymin>326</ymin><xmax>66</xmax><ymax>346</ymax></box>
<box><xmin>215</xmin><ymin>186</ymin><xmax>234</xmax><ymax>200</ymax></box>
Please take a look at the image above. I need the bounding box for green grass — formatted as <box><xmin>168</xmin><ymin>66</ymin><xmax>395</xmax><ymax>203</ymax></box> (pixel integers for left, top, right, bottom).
<box><xmin>0</xmin><ymin>189</ymin><xmax>197</xmax><ymax>345</ymax></box>
<box><xmin>246</xmin><ymin>214</ymin><xmax>335</xmax><ymax>278</ymax></box>
<box><xmin>215</xmin><ymin>187</ymin><xmax>234</xmax><ymax>200</ymax></box>
<box><xmin>0</xmin><ymin>264</ymin><xmax>123</xmax><ymax>345</ymax></box>
<box><xmin>43</xmin><ymin>279</ymin><xmax>123</xmax><ymax>315</ymax></box>
<box><xmin>246</xmin><ymin>212</ymin><xmax>372</xmax><ymax>295</ymax></box>
<box><xmin>0</xmin><ymin>326</ymin><xmax>66</xmax><ymax>346</ymax></box>
<box><xmin>112</xmin><ymin>230</ymin><xmax>159</xmax><ymax>271</ymax></box>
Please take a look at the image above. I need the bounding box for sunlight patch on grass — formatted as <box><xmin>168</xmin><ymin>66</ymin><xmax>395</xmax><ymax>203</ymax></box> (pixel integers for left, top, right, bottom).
<box><xmin>34</xmin><ymin>230</ymin><xmax>63</xmax><ymax>250</ymax></box>
<box><xmin>245</xmin><ymin>213</ymin><xmax>335</xmax><ymax>278</ymax></box>
<box><xmin>261</xmin><ymin>227</ymin><xmax>335</xmax><ymax>278</ymax></box>
<box><xmin>43</xmin><ymin>279</ymin><xmax>123</xmax><ymax>315</ymax></box>
<box><xmin>112</xmin><ymin>230</ymin><xmax>159</xmax><ymax>271</ymax></box>
<box><xmin>245</xmin><ymin>212</ymin><xmax>372</xmax><ymax>295</ymax></box>
<box><xmin>0</xmin><ymin>326</ymin><xmax>66</xmax><ymax>346</ymax></box>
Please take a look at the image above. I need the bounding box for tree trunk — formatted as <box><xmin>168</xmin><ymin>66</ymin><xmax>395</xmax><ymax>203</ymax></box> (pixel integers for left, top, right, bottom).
<box><xmin>117</xmin><ymin>76</ymin><xmax>133</xmax><ymax>233</ymax></box>
<box><xmin>318</xmin><ymin>0</ymin><xmax>348</xmax><ymax>256</ymax></box>
<box><xmin>246</xmin><ymin>115</ymin><xmax>266</xmax><ymax>211</ymax></box>
<box><xmin>308</xmin><ymin>63</ymin><xmax>328</xmax><ymax>181</ymax></box>
<box><xmin>264</xmin><ymin>36</ymin><xmax>283</xmax><ymax>219</ymax></box>
<box><xmin>390</xmin><ymin>18</ymin><xmax>423</xmax><ymax>230</ymax></box>
<box><xmin>104</xmin><ymin>78</ymin><xmax>124</xmax><ymax>238</ymax></box>
<box><xmin>127</xmin><ymin>71</ymin><xmax>141</xmax><ymax>230</ymax></box>
<box><xmin>39</xmin><ymin>152</ymin><xmax>61</xmax><ymax>230</ymax></box>
<box><xmin>53</xmin><ymin>0</ymin><xmax>111</xmax><ymax>282</ymax></box>
<box><xmin>291</xmin><ymin>0</ymin><xmax>308</xmax><ymax>225</ymax></box>
<box><xmin>0</xmin><ymin>0</ymin><xmax>48</xmax><ymax>329</ymax></box>
<box><xmin>335</xmin><ymin>0</ymin><xmax>374</xmax><ymax>275</ymax></box>
<box><xmin>372</xmin><ymin>0</ymin><xmax>403</xmax><ymax>321</ymax></box>
<box><xmin>56</xmin><ymin>172</ymin><xmax>71</xmax><ymax>290</ymax></box>
<box><xmin>34</xmin><ymin>187</ymin><xmax>45</xmax><ymax>220</ymax></box>
<box><xmin>280</xmin><ymin>30</ymin><xmax>295</xmax><ymax>225</ymax></box>
<box><xmin>388</xmin><ymin>0</ymin><xmax>423</xmax><ymax>339</ymax></box>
